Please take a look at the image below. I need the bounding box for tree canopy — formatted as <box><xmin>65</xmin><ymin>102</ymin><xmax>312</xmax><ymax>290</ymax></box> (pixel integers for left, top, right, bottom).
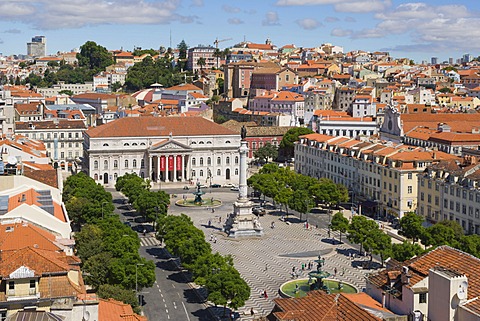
<box><xmin>279</xmin><ymin>127</ymin><xmax>314</xmax><ymax>159</ymax></box>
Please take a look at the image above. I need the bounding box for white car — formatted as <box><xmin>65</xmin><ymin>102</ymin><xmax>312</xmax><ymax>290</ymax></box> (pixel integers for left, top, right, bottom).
<box><xmin>223</xmin><ymin>183</ymin><xmax>235</xmax><ymax>188</ymax></box>
<box><xmin>230</xmin><ymin>186</ymin><xmax>239</xmax><ymax>191</ymax></box>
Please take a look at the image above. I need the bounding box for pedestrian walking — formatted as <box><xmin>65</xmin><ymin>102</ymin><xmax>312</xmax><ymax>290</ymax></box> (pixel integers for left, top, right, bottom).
<box><xmin>250</xmin><ymin>308</ymin><xmax>255</xmax><ymax>316</ymax></box>
<box><xmin>292</xmin><ymin>266</ymin><xmax>296</xmax><ymax>273</ymax></box>
<box><xmin>218</xmin><ymin>216</ymin><xmax>222</xmax><ymax>223</ymax></box>
<box><xmin>306</xmin><ymin>222</ymin><xmax>309</xmax><ymax>229</ymax></box>
<box><xmin>301</xmin><ymin>263</ymin><xmax>305</xmax><ymax>271</ymax></box>
<box><xmin>210</xmin><ymin>234</ymin><xmax>213</xmax><ymax>241</ymax></box>
<box><xmin>334</xmin><ymin>267</ymin><xmax>337</xmax><ymax>276</ymax></box>
<box><xmin>342</xmin><ymin>267</ymin><xmax>346</xmax><ymax>276</ymax></box>
<box><xmin>214</xmin><ymin>236</ymin><xmax>217</xmax><ymax>243</ymax></box>
<box><xmin>264</xmin><ymin>264</ymin><xmax>268</xmax><ymax>271</ymax></box>
<box><xmin>208</xmin><ymin>220</ymin><xmax>211</xmax><ymax>227</ymax></box>
<box><xmin>263</xmin><ymin>290</ymin><xmax>268</xmax><ymax>299</ymax></box>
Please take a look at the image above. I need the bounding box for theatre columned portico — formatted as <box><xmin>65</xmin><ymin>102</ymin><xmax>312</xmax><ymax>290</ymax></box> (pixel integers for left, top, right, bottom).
<box><xmin>148</xmin><ymin>139</ymin><xmax>192</xmax><ymax>183</ymax></box>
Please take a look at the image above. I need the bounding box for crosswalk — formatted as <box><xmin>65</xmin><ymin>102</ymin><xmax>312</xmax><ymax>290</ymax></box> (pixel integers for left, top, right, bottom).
<box><xmin>140</xmin><ymin>237</ymin><xmax>161</xmax><ymax>247</ymax></box>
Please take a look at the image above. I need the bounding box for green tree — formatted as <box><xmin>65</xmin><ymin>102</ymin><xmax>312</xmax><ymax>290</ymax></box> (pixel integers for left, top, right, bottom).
<box><xmin>133</xmin><ymin>190</ymin><xmax>169</xmax><ymax>223</ymax></box>
<box><xmin>191</xmin><ymin>252</ymin><xmax>234</xmax><ymax>286</ymax></box>
<box><xmin>177</xmin><ymin>40</ymin><xmax>188</xmax><ymax>71</ymax></box>
<box><xmin>330</xmin><ymin>212</ymin><xmax>349</xmax><ymax>242</ymax></box>
<box><xmin>421</xmin><ymin>223</ymin><xmax>459</xmax><ymax>248</ymax></box>
<box><xmin>279</xmin><ymin>127</ymin><xmax>313</xmax><ymax>159</ymax></box>
<box><xmin>77</xmin><ymin>41</ymin><xmax>113</xmax><ymax>71</ymax></box>
<box><xmin>83</xmin><ymin>252</ymin><xmax>113</xmax><ymax>289</ymax></box>
<box><xmin>369</xmin><ymin>229</ymin><xmax>392</xmax><ymax>265</ymax></box>
<box><xmin>347</xmin><ymin>216</ymin><xmax>378</xmax><ymax>255</ymax></box>
<box><xmin>206</xmin><ymin>266</ymin><xmax>251</xmax><ymax>316</ymax></box>
<box><xmin>399</xmin><ymin>212</ymin><xmax>424</xmax><ymax>243</ymax></box>
<box><xmin>253</xmin><ymin>143</ymin><xmax>278</xmax><ymax>164</ymax></box>
<box><xmin>59</xmin><ymin>89</ymin><xmax>74</xmax><ymax>96</ymax></box>
<box><xmin>47</xmin><ymin>61</ymin><xmax>59</xmax><ymax>68</ymax></box>
<box><xmin>97</xmin><ymin>284</ymin><xmax>140</xmax><ymax>313</ymax></box>
<box><xmin>74</xmin><ymin>224</ymin><xmax>104</xmax><ymax>261</ymax></box>
<box><xmin>391</xmin><ymin>241</ymin><xmax>424</xmax><ymax>261</ymax></box>
<box><xmin>111</xmin><ymin>81</ymin><xmax>122</xmax><ymax>92</ymax></box>
<box><xmin>197</xmin><ymin>57</ymin><xmax>206</xmax><ymax>73</ymax></box>
<box><xmin>459</xmin><ymin>234</ymin><xmax>480</xmax><ymax>257</ymax></box>
<box><xmin>438</xmin><ymin>87</ymin><xmax>452</xmax><ymax>94</ymax></box>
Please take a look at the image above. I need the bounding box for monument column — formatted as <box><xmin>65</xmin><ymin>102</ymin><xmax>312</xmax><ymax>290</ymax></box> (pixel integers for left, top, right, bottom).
<box><xmin>224</xmin><ymin>126</ymin><xmax>264</xmax><ymax>238</ymax></box>
<box><xmin>157</xmin><ymin>156</ymin><xmax>160</xmax><ymax>182</ymax></box>
<box><xmin>173</xmin><ymin>154</ymin><xmax>177</xmax><ymax>182</ymax></box>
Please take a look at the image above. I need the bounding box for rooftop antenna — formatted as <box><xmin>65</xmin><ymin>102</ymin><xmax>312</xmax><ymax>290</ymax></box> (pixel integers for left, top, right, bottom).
<box><xmin>169</xmin><ymin>29</ymin><xmax>172</xmax><ymax>49</ymax></box>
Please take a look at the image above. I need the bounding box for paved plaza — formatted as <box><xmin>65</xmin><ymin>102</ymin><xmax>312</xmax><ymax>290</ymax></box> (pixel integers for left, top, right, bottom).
<box><xmin>168</xmin><ymin>190</ymin><xmax>379</xmax><ymax>319</ymax></box>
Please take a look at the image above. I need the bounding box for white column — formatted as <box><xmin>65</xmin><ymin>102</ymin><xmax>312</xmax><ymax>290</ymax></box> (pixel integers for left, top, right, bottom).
<box><xmin>157</xmin><ymin>155</ymin><xmax>160</xmax><ymax>182</ymax></box>
<box><xmin>148</xmin><ymin>155</ymin><xmax>152</xmax><ymax>180</ymax></box>
<box><xmin>238</xmin><ymin>141</ymin><xmax>248</xmax><ymax>201</ymax></box>
<box><xmin>165</xmin><ymin>155</ymin><xmax>169</xmax><ymax>182</ymax></box>
<box><xmin>181</xmin><ymin>155</ymin><xmax>185</xmax><ymax>182</ymax></box>
<box><xmin>173</xmin><ymin>154</ymin><xmax>177</xmax><ymax>182</ymax></box>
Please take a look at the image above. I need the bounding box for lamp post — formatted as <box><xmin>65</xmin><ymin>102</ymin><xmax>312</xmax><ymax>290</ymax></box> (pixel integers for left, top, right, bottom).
<box><xmin>135</xmin><ymin>263</ymin><xmax>145</xmax><ymax>299</ymax></box>
<box><xmin>154</xmin><ymin>206</ymin><xmax>159</xmax><ymax>231</ymax></box>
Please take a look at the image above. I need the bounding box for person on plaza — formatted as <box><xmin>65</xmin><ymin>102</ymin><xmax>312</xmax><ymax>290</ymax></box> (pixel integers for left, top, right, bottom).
<box><xmin>264</xmin><ymin>264</ymin><xmax>268</xmax><ymax>271</ymax></box>
<box><xmin>334</xmin><ymin>267</ymin><xmax>337</xmax><ymax>276</ymax></box>
<box><xmin>210</xmin><ymin>234</ymin><xmax>213</xmax><ymax>241</ymax></box>
<box><xmin>218</xmin><ymin>216</ymin><xmax>222</xmax><ymax>223</ymax></box>
<box><xmin>250</xmin><ymin>308</ymin><xmax>254</xmax><ymax>316</ymax></box>
<box><xmin>263</xmin><ymin>290</ymin><xmax>268</xmax><ymax>299</ymax></box>
<box><xmin>292</xmin><ymin>266</ymin><xmax>296</xmax><ymax>273</ymax></box>
<box><xmin>208</xmin><ymin>219</ymin><xmax>211</xmax><ymax>227</ymax></box>
<box><xmin>214</xmin><ymin>236</ymin><xmax>217</xmax><ymax>243</ymax></box>
<box><xmin>301</xmin><ymin>263</ymin><xmax>305</xmax><ymax>271</ymax></box>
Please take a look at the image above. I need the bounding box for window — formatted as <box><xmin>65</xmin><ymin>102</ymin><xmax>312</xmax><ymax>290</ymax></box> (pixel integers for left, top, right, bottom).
<box><xmin>419</xmin><ymin>293</ymin><xmax>427</xmax><ymax>304</ymax></box>
<box><xmin>141</xmin><ymin>159</ymin><xmax>145</xmax><ymax>168</ymax></box>
<box><xmin>103</xmin><ymin>143</ymin><xmax>109</xmax><ymax>147</ymax></box>
<box><xmin>408</xmin><ymin>173</ymin><xmax>412</xmax><ymax>179</ymax></box>
<box><xmin>192</xmin><ymin>158</ymin><xmax>196</xmax><ymax>166</ymax></box>
<box><xmin>113</xmin><ymin>160</ymin><xmax>118</xmax><ymax>169</ymax></box>
<box><xmin>125</xmin><ymin>160</ymin><xmax>129</xmax><ymax>168</ymax></box>
<box><xmin>8</xmin><ymin>281</ymin><xmax>14</xmax><ymax>290</ymax></box>
<box><xmin>30</xmin><ymin>280</ymin><xmax>35</xmax><ymax>289</ymax></box>
<box><xmin>124</xmin><ymin>143</ymin><xmax>129</xmax><ymax>146</ymax></box>
<box><xmin>235</xmin><ymin>168</ymin><xmax>238</xmax><ymax>175</ymax></box>
<box><xmin>133</xmin><ymin>159</ymin><xmax>137</xmax><ymax>168</ymax></box>
<box><xmin>104</xmin><ymin>160</ymin><xmax>108</xmax><ymax>170</ymax></box>
<box><xmin>192</xmin><ymin>170</ymin><xmax>196</xmax><ymax>177</ymax></box>
<box><xmin>200</xmin><ymin>157</ymin><xmax>204</xmax><ymax>166</ymax></box>
<box><xmin>200</xmin><ymin>170</ymin><xmax>204</xmax><ymax>177</ymax></box>
<box><xmin>217</xmin><ymin>157</ymin><xmax>221</xmax><ymax>165</ymax></box>
<box><xmin>207</xmin><ymin>157</ymin><xmax>211</xmax><ymax>165</ymax></box>
<box><xmin>407</xmin><ymin>186</ymin><xmax>412</xmax><ymax>194</ymax></box>
<box><xmin>61</xmin><ymin>152</ymin><xmax>64</xmax><ymax>159</ymax></box>
<box><xmin>420</xmin><ymin>192</ymin><xmax>424</xmax><ymax>201</ymax></box>
<box><xmin>226</xmin><ymin>157</ymin><xmax>230</xmax><ymax>165</ymax></box>
<box><xmin>94</xmin><ymin>160</ymin><xmax>98</xmax><ymax>170</ymax></box>
<box><xmin>217</xmin><ymin>169</ymin><xmax>221</xmax><ymax>175</ymax></box>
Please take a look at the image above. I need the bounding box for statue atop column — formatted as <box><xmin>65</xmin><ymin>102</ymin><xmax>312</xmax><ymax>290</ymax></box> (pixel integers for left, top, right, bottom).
<box><xmin>241</xmin><ymin>125</ymin><xmax>247</xmax><ymax>140</ymax></box>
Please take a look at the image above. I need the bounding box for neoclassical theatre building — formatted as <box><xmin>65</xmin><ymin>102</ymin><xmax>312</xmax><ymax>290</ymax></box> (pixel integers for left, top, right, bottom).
<box><xmin>83</xmin><ymin>117</ymin><xmax>241</xmax><ymax>185</ymax></box>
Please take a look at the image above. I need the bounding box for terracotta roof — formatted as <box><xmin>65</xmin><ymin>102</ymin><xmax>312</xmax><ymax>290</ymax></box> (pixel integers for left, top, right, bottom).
<box><xmin>0</xmin><ymin>222</ymin><xmax>60</xmax><ymax>252</ymax></box>
<box><xmin>86</xmin><ymin>117</ymin><xmax>237</xmax><ymax>138</ymax></box>
<box><xmin>272</xmin><ymin>291</ymin><xmax>382</xmax><ymax>321</ymax></box>
<box><xmin>165</xmin><ymin>83</ymin><xmax>202</xmax><ymax>92</ymax></box>
<box><xmin>15</xmin><ymin>102</ymin><xmax>42</xmax><ymax>115</ymax></box>
<box><xmin>400</xmin><ymin>113</ymin><xmax>480</xmax><ymax>133</ymax></box>
<box><xmin>271</xmin><ymin>91</ymin><xmax>304</xmax><ymax>102</ymax></box>
<box><xmin>99</xmin><ymin>298</ymin><xmax>147</xmax><ymax>321</ymax></box>
<box><xmin>15</xmin><ymin>120</ymin><xmax>87</xmax><ymax>130</ymax></box>
<box><xmin>246</xmin><ymin>43</ymin><xmax>274</xmax><ymax>50</ymax></box>
<box><xmin>72</xmin><ymin>93</ymin><xmax>116</xmax><ymax>100</ymax></box>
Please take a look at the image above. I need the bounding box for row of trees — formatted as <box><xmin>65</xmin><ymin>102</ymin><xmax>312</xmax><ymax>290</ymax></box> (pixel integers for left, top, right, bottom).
<box><xmin>64</xmin><ymin>173</ymin><xmax>156</xmax><ymax>312</ymax></box>
<box><xmin>399</xmin><ymin>212</ymin><xmax>480</xmax><ymax>258</ymax></box>
<box><xmin>248</xmin><ymin>164</ymin><xmax>349</xmax><ymax>219</ymax></box>
<box><xmin>115</xmin><ymin>173</ymin><xmax>170</xmax><ymax>223</ymax></box>
<box><xmin>156</xmin><ymin>214</ymin><xmax>250</xmax><ymax>315</ymax></box>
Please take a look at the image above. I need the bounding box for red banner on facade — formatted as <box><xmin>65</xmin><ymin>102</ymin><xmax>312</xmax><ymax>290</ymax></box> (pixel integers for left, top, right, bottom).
<box><xmin>176</xmin><ymin>155</ymin><xmax>182</xmax><ymax>171</ymax></box>
<box><xmin>168</xmin><ymin>155</ymin><xmax>174</xmax><ymax>171</ymax></box>
<box><xmin>160</xmin><ymin>156</ymin><xmax>166</xmax><ymax>171</ymax></box>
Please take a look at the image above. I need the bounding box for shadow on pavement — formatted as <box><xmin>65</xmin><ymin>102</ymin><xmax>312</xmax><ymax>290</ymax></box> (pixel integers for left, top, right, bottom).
<box><xmin>183</xmin><ymin>287</ymin><xmax>206</xmax><ymax>303</ymax></box>
<box><xmin>321</xmin><ymin>238</ymin><xmax>342</xmax><ymax>245</ymax></box>
<box><xmin>336</xmin><ymin>247</ymin><xmax>360</xmax><ymax>258</ymax></box>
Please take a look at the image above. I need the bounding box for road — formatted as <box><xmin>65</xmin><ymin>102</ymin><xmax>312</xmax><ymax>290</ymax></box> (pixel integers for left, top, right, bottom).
<box><xmin>110</xmin><ymin>189</ymin><xmax>213</xmax><ymax>321</ymax></box>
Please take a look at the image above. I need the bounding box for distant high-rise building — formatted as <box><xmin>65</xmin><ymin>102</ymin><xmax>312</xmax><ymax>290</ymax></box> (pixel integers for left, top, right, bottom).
<box><xmin>27</xmin><ymin>36</ymin><xmax>46</xmax><ymax>57</ymax></box>
<box><xmin>462</xmin><ymin>53</ymin><xmax>471</xmax><ymax>63</ymax></box>
<box><xmin>449</xmin><ymin>57</ymin><xmax>454</xmax><ymax>65</ymax></box>
<box><xmin>431</xmin><ymin>57</ymin><xmax>438</xmax><ymax>65</ymax></box>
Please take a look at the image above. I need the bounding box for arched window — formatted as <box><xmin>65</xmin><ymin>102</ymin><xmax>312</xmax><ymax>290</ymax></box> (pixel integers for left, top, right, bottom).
<box><xmin>192</xmin><ymin>170</ymin><xmax>196</xmax><ymax>177</ymax></box>
<box><xmin>217</xmin><ymin>157</ymin><xmax>221</xmax><ymax>165</ymax></box>
<box><xmin>235</xmin><ymin>168</ymin><xmax>239</xmax><ymax>175</ymax></box>
<box><xmin>207</xmin><ymin>141</ymin><xmax>212</xmax><ymax>144</ymax></box>
<box><xmin>133</xmin><ymin>159</ymin><xmax>137</xmax><ymax>168</ymax></box>
<box><xmin>132</xmin><ymin>143</ymin><xmax>138</xmax><ymax>146</ymax></box>
<box><xmin>140</xmin><ymin>142</ymin><xmax>146</xmax><ymax>146</ymax></box>
<box><xmin>103</xmin><ymin>143</ymin><xmax>109</xmax><ymax>147</ymax></box>
<box><xmin>141</xmin><ymin>159</ymin><xmax>145</xmax><ymax>168</ymax></box>
<box><xmin>226</xmin><ymin>157</ymin><xmax>230</xmax><ymax>165</ymax></box>
<box><xmin>225</xmin><ymin>140</ymin><xmax>231</xmax><ymax>144</ymax></box>
<box><xmin>199</xmin><ymin>141</ymin><xmax>205</xmax><ymax>144</ymax></box>
<box><xmin>94</xmin><ymin>173</ymin><xmax>98</xmax><ymax>180</ymax></box>
<box><xmin>113</xmin><ymin>160</ymin><xmax>118</xmax><ymax>169</ymax></box>
<box><xmin>200</xmin><ymin>157</ymin><xmax>204</xmax><ymax>165</ymax></box>
<box><xmin>125</xmin><ymin>160</ymin><xmax>129</xmax><ymax>168</ymax></box>
<box><xmin>140</xmin><ymin>172</ymin><xmax>144</xmax><ymax>178</ymax></box>
<box><xmin>191</xmin><ymin>141</ymin><xmax>197</xmax><ymax>145</ymax></box>
<box><xmin>103</xmin><ymin>160</ymin><xmax>108</xmax><ymax>169</ymax></box>
<box><xmin>114</xmin><ymin>173</ymin><xmax>118</xmax><ymax>180</ymax></box>
<box><xmin>124</xmin><ymin>143</ymin><xmax>129</xmax><ymax>146</ymax></box>
<box><xmin>94</xmin><ymin>160</ymin><xmax>98</xmax><ymax>169</ymax></box>
<box><xmin>207</xmin><ymin>157</ymin><xmax>211</xmax><ymax>165</ymax></box>
<box><xmin>217</xmin><ymin>169</ymin><xmax>221</xmax><ymax>175</ymax></box>
<box><xmin>192</xmin><ymin>158</ymin><xmax>196</xmax><ymax>166</ymax></box>
<box><xmin>200</xmin><ymin>170</ymin><xmax>204</xmax><ymax>177</ymax></box>
<box><xmin>235</xmin><ymin>156</ymin><xmax>239</xmax><ymax>164</ymax></box>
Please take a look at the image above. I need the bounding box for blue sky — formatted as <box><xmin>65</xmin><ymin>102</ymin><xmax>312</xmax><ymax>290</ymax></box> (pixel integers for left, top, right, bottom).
<box><xmin>0</xmin><ymin>0</ymin><xmax>479</xmax><ymax>63</ymax></box>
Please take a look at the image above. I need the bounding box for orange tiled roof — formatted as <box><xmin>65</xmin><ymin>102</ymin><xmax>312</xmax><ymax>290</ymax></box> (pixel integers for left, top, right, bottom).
<box><xmin>165</xmin><ymin>83</ymin><xmax>202</xmax><ymax>92</ymax></box>
<box><xmin>86</xmin><ymin>117</ymin><xmax>236</xmax><ymax>138</ymax></box>
<box><xmin>0</xmin><ymin>223</ymin><xmax>60</xmax><ymax>252</ymax></box>
<box><xmin>400</xmin><ymin>113</ymin><xmax>480</xmax><ymax>133</ymax></box>
<box><xmin>99</xmin><ymin>298</ymin><xmax>147</xmax><ymax>321</ymax></box>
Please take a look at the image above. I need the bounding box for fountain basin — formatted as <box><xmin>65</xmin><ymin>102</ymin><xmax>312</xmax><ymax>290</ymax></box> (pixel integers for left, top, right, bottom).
<box><xmin>280</xmin><ymin>278</ymin><xmax>358</xmax><ymax>298</ymax></box>
<box><xmin>175</xmin><ymin>198</ymin><xmax>222</xmax><ymax>207</ymax></box>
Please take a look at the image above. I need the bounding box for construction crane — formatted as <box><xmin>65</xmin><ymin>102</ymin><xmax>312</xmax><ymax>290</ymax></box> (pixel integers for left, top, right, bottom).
<box><xmin>213</xmin><ymin>38</ymin><xmax>233</xmax><ymax>68</ymax></box>
<box><xmin>213</xmin><ymin>37</ymin><xmax>232</xmax><ymax>49</ymax></box>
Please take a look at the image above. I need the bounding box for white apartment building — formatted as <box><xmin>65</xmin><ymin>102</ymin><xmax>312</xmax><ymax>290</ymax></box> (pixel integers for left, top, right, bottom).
<box><xmin>36</xmin><ymin>82</ymin><xmax>94</xmax><ymax>98</ymax></box>
<box><xmin>187</xmin><ymin>46</ymin><xmax>216</xmax><ymax>73</ymax></box>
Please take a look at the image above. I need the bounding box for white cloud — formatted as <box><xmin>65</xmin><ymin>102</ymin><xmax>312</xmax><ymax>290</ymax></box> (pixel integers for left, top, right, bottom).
<box><xmin>331</xmin><ymin>28</ymin><xmax>353</xmax><ymax>37</ymax></box>
<box><xmin>222</xmin><ymin>5</ymin><xmax>241</xmax><ymax>13</ymax></box>
<box><xmin>324</xmin><ymin>16</ymin><xmax>339</xmax><ymax>23</ymax></box>
<box><xmin>227</xmin><ymin>18</ymin><xmax>244</xmax><ymax>25</ymax></box>
<box><xmin>344</xmin><ymin>16</ymin><xmax>356</xmax><ymax>22</ymax></box>
<box><xmin>352</xmin><ymin>28</ymin><xmax>384</xmax><ymax>39</ymax></box>
<box><xmin>296</xmin><ymin>18</ymin><xmax>321</xmax><ymax>30</ymax></box>
<box><xmin>190</xmin><ymin>0</ymin><xmax>203</xmax><ymax>7</ymax></box>
<box><xmin>262</xmin><ymin>11</ymin><xmax>280</xmax><ymax>26</ymax></box>
<box><xmin>276</xmin><ymin>0</ymin><xmax>392</xmax><ymax>13</ymax></box>
<box><xmin>0</xmin><ymin>0</ymin><xmax>194</xmax><ymax>29</ymax></box>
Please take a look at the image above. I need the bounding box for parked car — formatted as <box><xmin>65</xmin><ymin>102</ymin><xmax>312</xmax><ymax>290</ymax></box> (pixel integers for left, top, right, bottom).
<box><xmin>223</xmin><ymin>183</ymin><xmax>235</xmax><ymax>188</ymax></box>
<box><xmin>309</xmin><ymin>207</ymin><xmax>328</xmax><ymax>214</ymax></box>
<box><xmin>210</xmin><ymin>183</ymin><xmax>221</xmax><ymax>188</ymax></box>
<box><xmin>252</xmin><ymin>206</ymin><xmax>266</xmax><ymax>216</ymax></box>
<box><xmin>230</xmin><ymin>186</ymin><xmax>239</xmax><ymax>191</ymax></box>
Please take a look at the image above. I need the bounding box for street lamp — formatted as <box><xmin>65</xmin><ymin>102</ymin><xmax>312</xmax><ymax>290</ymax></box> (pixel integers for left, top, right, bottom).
<box><xmin>135</xmin><ymin>263</ymin><xmax>145</xmax><ymax>298</ymax></box>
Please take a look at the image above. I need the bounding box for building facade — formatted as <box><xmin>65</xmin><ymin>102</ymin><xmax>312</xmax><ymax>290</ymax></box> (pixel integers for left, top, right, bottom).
<box><xmin>84</xmin><ymin>117</ymin><xmax>241</xmax><ymax>186</ymax></box>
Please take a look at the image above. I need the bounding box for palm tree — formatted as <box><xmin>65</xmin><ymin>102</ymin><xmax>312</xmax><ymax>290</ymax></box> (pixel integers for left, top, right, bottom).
<box><xmin>197</xmin><ymin>57</ymin><xmax>206</xmax><ymax>74</ymax></box>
